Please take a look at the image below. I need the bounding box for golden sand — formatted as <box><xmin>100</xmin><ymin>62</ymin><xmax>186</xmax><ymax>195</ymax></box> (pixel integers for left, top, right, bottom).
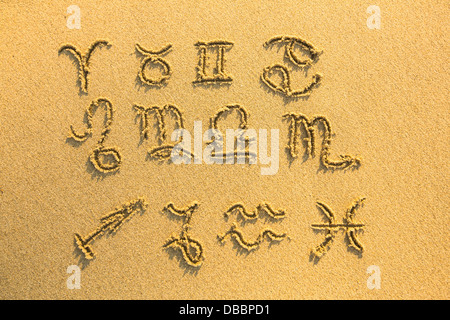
<box><xmin>0</xmin><ymin>1</ymin><xmax>448</xmax><ymax>299</ymax></box>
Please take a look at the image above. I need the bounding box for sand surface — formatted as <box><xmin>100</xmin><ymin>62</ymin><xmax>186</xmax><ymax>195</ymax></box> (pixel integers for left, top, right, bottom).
<box><xmin>0</xmin><ymin>0</ymin><xmax>448</xmax><ymax>299</ymax></box>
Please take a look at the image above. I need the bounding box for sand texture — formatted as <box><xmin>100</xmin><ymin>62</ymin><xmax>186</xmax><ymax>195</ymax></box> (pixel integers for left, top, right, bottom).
<box><xmin>0</xmin><ymin>0</ymin><xmax>448</xmax><ymax>299</ymax></box>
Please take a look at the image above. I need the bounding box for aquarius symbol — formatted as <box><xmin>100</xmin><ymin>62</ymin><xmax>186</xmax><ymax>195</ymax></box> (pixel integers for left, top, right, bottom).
<box><xmin>262</xmin><ymin>35</ymin><xmax>322</xmax><ymax>97</ymax></box>
<box><xmin>59</xmin><ymin>40</ymin><xmax>110</xmax><ymax>94</ymax></box>
<box><xmin>206</xmin><ymin>105</ymin><xmax>257</xmax><ymax>163</ymax></box>
<box><xmin>69</xmin><ymin>98</ymin><xmax>122</xmax><ymax>173</ymax></box>
<box><xmin>218</xmin><ymin>223</ymin><xmax>288</xmax><ymax>252</ymax></box>
<box><xmin>74</xmin><ymin>197</ymin><xmax>148</xmax><ymax>260</ymax></box>
<box><xmin>193</xmin><ymin>40</ymin><xmax>234</xmax><ymax>85</ymax></box>
<box><xmin>134</xmin><ymin>104</ymin><xmax>195</xmax><ymax>161</ymax></box>
<box><xmin>162</xmin><ymin>202</ymin><xmax>205</xmax><ymax>267</ymax></box>
<box><xmin>311</xmin><ymin>197</ymin><xmax>366</xmax><ymax>259</ymax></box>
<box><xmin>283</xmin><ymin>113</ymin><xmax>361</xmax><ymax>169</ymax></box>
<box><xmin>135</xmin><ymin>43</ymin><xmax>172</xmax><ymax>86</ymax></box>
<box><xmin>224</xmin><ymin>202</ymin><xmax>286</xmax><ymax>221</ymax></box>
<box><xmin>219</xmin><ymin>201</ymin><xmax>288</xmax><ymax>251</ymax></box>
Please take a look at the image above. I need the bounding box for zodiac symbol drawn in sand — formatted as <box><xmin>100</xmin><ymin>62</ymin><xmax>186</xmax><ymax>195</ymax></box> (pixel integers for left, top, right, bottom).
<box><xmin>74</xmin><ymin>197</ymin><xmax>148</xmax><ymax>260</ymax></box>
<box><xmin>69</xmin><ymin>98</ymin><xmax>123</xmax><ymax>173</ymax></box>
<box><xmin>193</xmin><ymin>40</ymin><xmax>234</xmax><ymax>85</ymax></box>
<box><xmin>162</xmin><ymin>202</ymin><xmax>205</xmax><ymax>267</ymax></box>
<box><xmin>59</xmin><ymin>40</ymin><xmax>110</xmax><ymax>94</ymax></box>
<box><xmin>135</xmin><ymin>43</ymin><xmax>172</xmax><ymax>87</ymax></box>
<box><xmin>311</xmin><ymin>197</ymin><xmax>366</xmax><ymax>259</ymax></box>
<box><xmin>224</xmin><ymin>202</ymin><xmax>286</xmax><ymax>221</ymax></box>
<box><xmin>283</xmin><ymin>113</ymin><xmax>361</xmax><ymax>169</ymax></box>
<box><xmin>133</xmin><ymin>104</ymin><xmax>195</xmax><ymax>161</ymax></box>
<box><xmin>206</xmin><ymin>105</ymin><xmax>257</xmax><ymax>163</ymax></box>
<box><xmin>262</xmin><ymin>35</ymin><xmax>322</xmax><ymax>97</ymax></box>
<box><xmin>218</xmin><ymin>223</ymin><xmax>288</xmax><ymax>252</ymax></box>
<box><xmin>219</xmin><ymin>202</ymin><xmax>288</xmax><ymax>251</ymax></box>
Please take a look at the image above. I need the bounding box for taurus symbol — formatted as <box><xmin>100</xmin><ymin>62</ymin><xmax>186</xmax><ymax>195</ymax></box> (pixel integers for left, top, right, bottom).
<box><xmin>311</xmin><ymin>197</ymin><xmax>366</xmax><ymax>259</ymax></box>
<box><xmin>135</xmin><ymin>43</ymin><xmax>172</xmax><ymax>87</ymax></box>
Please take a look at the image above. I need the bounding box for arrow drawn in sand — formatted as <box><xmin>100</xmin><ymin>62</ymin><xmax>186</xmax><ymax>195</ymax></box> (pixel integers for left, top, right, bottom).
<box><xmin>74</xmin><ymin>197</ymin><xmax>148</xmax><ymax>260</ymax></box>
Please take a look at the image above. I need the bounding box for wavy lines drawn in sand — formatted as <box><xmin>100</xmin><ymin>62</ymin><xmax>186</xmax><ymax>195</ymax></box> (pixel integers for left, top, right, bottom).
<box><xmin>206</xmin><ymin>105</ymin><xmax>257</xmax><ymax>163</ymax></box>
<box><xmin>193</xmin><ymin>40</ymin><xmax>234</xmax><ymax>85</ymax></box>
<box><xmin>311</xmin><ymin>197</ymin><xmax>366</xmax><ymax>259</ymax></box>
<box><xmin>163</xmin><ymin>202</ymin><xmax>204</xmax><ymax>267</ymax></box>
<box><xmin>133</xmin><ymin>104</ymin><xmax>195</xmax><ymax>161</ymax></box>
<box><xmin>219</xmin><ymin>202</ymin><xmax>288</xmax><ymax>251</ymax></box>
<box><xmin>218</xmin><ymin>223</ymin><xmax>288</xmax><ymax>252</ymax></box>
<box><xmin>224</xmin><ymin>202</ymin><xmax>287</xmax><ymax>221</ymax></box>
<box><xmin>74</xmin><ymin>197</ymin><xmax>148</xmax><ymax>260</ymax></box>
<box><xmin>262</xmin><ymin>35</ymin><xmax>322</xmax><ymax>97</ymax></box>
<box><xmin>135</xmin><ymin>43</ymin><xmax>172</xmax><ymax>87</ymax></box>
<box><xmin>69</xmin><ymin>98</ymin><xmax>123</xmax><ymax>173</ymax></box>
<box><xmin>58</xmin><ymin>40</ymin><xmax>110</xmax><ymax>94</ymax></box>
<box><xmin>283</xmin><ymin>113</ymin><xmax>361</xmax><ymax>169</ymax></box>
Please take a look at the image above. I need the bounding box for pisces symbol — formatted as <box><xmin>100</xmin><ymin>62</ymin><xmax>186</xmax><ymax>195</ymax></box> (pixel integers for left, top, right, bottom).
<box><xmin>311</xmin><ymin>197</ymin><xmax>366</xmax><ymax>259</ymax></box>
